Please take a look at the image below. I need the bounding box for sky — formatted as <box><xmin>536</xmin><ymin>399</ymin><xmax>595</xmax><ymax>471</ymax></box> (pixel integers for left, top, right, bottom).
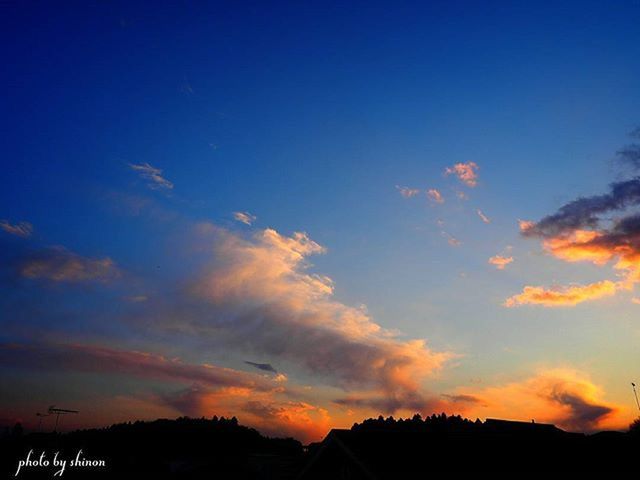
<box><xmin>2</xmin><ymin>0</ymin><xmax>640</xmax><ymax>443</ymax></box>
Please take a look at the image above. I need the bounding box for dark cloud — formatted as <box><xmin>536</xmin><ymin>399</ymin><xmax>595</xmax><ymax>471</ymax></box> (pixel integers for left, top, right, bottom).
<box><xmin>333</xmin><ymin>391</ymin><xmax>440</xmax><ymax>414</ymax></box>
<box><xmin>440</xmin><ymin>393</ymin><xmax>484</xmax><ymax>405</ymax></box>
<box><xmin>0</xmin><ymin>342</ymin><xmax>274</xmax><ymax>392</ymax></box>
<box><xmin>245</xmin><ymin>361</ymin><xmax>278</xmax><ymax>374</ymax></box>
<box><xmin>616</xmin><ymin>145</ymin><xmax>640</xmax><ymax>170</ymax></box>
<box><xmin>548</xmin><ymin>389</ymin><xmax>614</xmax><ymax>432</ymax></box>
<box><xmin>527</xmin><ymin>127</ymin><xmax>640</xmax><ymax>238</ymax></box>
<box><xmin>525</xmin><ymin>177</ymin><xmax>640</xmax><ymax>238</ymax></box>
<box><xmin>614</xmin><ymin>126</ymin><xmax>640</xmax><ymax>170</ymax></box>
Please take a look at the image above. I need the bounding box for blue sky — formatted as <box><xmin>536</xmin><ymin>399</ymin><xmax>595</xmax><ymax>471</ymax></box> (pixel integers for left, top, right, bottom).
<box><xmin>2</xmin><ymin>1</ymin><xmax>640</xmax><ymax>441</ymax></box>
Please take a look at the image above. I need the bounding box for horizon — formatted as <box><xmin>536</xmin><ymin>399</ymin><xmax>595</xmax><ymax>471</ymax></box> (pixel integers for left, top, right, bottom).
<box><xmin>2</xmin><ymin>1</ymin><xmax>640</xmax><ymax>446</ymax></box>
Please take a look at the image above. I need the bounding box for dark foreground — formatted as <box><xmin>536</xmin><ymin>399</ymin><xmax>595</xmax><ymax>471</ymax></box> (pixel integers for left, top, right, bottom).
<box><xmin>2</xmin><ymin>414</ymin><xmax>639</xmax><ymax>478</ymax></box>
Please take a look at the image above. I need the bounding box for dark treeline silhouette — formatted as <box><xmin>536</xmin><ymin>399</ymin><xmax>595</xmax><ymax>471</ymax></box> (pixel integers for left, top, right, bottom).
<box><xmin>1</xmin><ymin>416</ymin><xmax>303</xmax><ymax>479</ymax></box>
<box><xmin>301</xmin><ymin>413</ymin><xmax>640</xmax><ymax>477</ymax></box>
<box><xmin>2</xmin><ymin>414</ymin><xmax>640</xmax><ymax>478</ymax></box>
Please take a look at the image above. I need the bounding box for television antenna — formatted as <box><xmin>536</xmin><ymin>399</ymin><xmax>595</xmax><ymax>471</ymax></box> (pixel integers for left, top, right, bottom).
<box><xmin>632</xmin><ymin>383</ymin><xmax>640</xmax><ymax>413</ymax></box>
<box><xmin>48</xmin><ymin>406</ymin><xmax>79</xmax><ymax>432</ymax></box>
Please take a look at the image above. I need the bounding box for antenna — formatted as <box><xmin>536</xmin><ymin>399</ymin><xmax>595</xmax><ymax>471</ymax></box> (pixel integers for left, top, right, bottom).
<box><xmin>35</xmin><ymin>412</ymin><xmax>50</xmax><ymax>433</ymax></box>
<box><xmin>47</xmin><ymin>406</ymin><xmax>79</xmax><ymax>432</ymax></box>
<box><xmin>632</xmin><ymin>383</ymin><xmax>640</xmax><ymax>414</ymax></box>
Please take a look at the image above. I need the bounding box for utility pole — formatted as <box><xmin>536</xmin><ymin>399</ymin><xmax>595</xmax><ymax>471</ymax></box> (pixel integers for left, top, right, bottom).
<box><xmin>632</xmin><ymin>383</ymin><xmax>640</xmax><ymax>414</ymax></box>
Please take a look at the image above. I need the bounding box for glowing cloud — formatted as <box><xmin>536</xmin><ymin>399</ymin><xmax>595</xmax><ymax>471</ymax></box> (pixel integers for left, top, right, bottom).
<box><xmin>233</xmin><ymin>211</ymin><xmax>257</xmax><ymax>225</ymax></box>
<box><xmin>504</xmin><ymin>280</ymin><xmax>618</xmax><ymax>307</ymax></box>
<box><xmin>129</xmin><ymin>162</ymin><xmax>174</xmax><ymax>190</ymax></box>
<box><xmin>444</xmin><ymin>162</ymin><xmax>479</xmax><ymax>187</ymax></box>
<box><xmin>183</xmin><ymin>224</ymin><xmax>454</xmax><ymax>408</ymax></box>
<box><xmin>427</xmin><ymin>189</ymin><xmax>444</xmax><ymax>204</ymax></box>
<box><xmin>0</xmin><ymin>220</ymin><xmax>33</xmax><ymax>238</ymax></box>
<box><xmin>456</xmin><ymin>369</ymin><xmax>623</xmax><ymax>432</ymax></box>
<box><xmin>396</xmin><ymin>185</ymin><xmax>420</xmax><ymax>198</ymax></box>
<box><xmin>518</xmin><ymin>219</ymin><xmax>535</xmax><ymax>233</ymax></box>
<box><xmin>488</xmin><ymin>255</ymin><xmax>513</xmax><ymax>270</ymax></box>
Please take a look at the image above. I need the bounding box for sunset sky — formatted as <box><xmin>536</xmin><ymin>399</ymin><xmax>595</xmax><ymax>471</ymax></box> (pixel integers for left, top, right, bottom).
<box><xmin>2</xmin><ymin>1</ymin><xmax>640</xmax><ymax>443</ymax></box>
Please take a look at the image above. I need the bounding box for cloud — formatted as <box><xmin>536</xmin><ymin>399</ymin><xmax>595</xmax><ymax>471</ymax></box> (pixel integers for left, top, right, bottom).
<box><xmin>129</xmin><ymin>162</ymin><xmax>174</xmax><ymax>191</ymax></box>
<box><xmin>488</xmin><ymin>255</ymin><xmax>513</xmax><ymax>270</ymax></box>
<box><xmin>444</xmin><ymin>162</ymin><xmax>479</xmax><ymax>187</ymax></box>
<box><xmin>245</xmin><ymin>361</ymin><xmax>278</xmax><ymax>374</ymax></box>
<box><xmin>522</xmin><ymin>177</ymin><xmax>640</xmax><ymax>238</ymax></box>
<box><xmin>508</xmin><ymin>133</ymin><xmax>640</xmax><ymax>307</ymax></box>
<box><xmin>441</xmin><ymin>231</ymin><xmax>461</xmax><ymax>247</ymax></box>
<box><xmin>427</xmin><ymin>189</ymin><xmax>444</xmax><ymax>204</ymax></box>
<box><xmin>159</xmin><ymin>385</ymin><xmax>330</xmax><ymax>442</ymax></box>
<box><xmin>0</xmin><ymin>220</ymin><xmax>33</xmax><ymax>238</ymax></box>
<box><xmin>176</xmin><ymin>224</ymin><xmax>454</xmax><ymax>409</ymax></box>
<box><xmin>396</xmin><ymin>185</ymin><xmax>420</xmax><ymax>198</ymax></box>
<box><xmin>456</xmin><ymin>369</ymin><xmax>621</xmax><ymax>432</ymax></box>
<box><xmin>0</xmin><ymin>342</ymin><xmax>276</xmax><ymax>392</ymax></box>
<box><xmin>233</xmin><ymin>211</ymin><xmax>257</xmax><ymax>225</ymax></box>
<box><xmin>0</xmin><ymin>342</ymin><xmax>330</xmax><ymax>442</ymax></box>
<box><xmin>440</xmin><ymin>393</ymin><xmax>484</xmax><ymax>405</ymax></box>
<box><xmin>504</xmin><ymin>281</ymin><xmax>618</xmax><ymax>307</ymax></box>
<box><xmin>615</xmin><ymin>127</ymin><xmax>640</xmax><ymax>170</ymax></box>
<box><xmin>509</xmin><ymin>220</ymin><xmax>640</xmax><ymax>306</ymax></box>
<box><xmin>518</xmin><ymin>219</ymin><xmax>535</xmax><ymax>233</ymax></box>
<box><xmin>18</xmin><ymin>246</ymin><xmax>120</xmax><ymax>283</ymax></box>
<box><xmin>476</xmin><ymin>209</ymin><xmax>490</xmax><ymax>224</ymax></box>
<box><xmin>333</xmin><ymin>391</ymin><xmax>441</xmax><ymax>414</ymax></box>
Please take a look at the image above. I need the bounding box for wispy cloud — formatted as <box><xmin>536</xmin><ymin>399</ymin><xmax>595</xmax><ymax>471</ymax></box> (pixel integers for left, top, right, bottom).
<box><xmin>233</xmin><ymin>211</ymin><xmax>257</xmax><ymax>225</ymax></box>
<box><xmin>129</xmin><ymin>162</ymin><xmax>174</xmax><ymax>191</ymax></box>
<box><xmin>444</xmin><ymin>162</ymin><xmax>479</xmax><ymax>187</ymax></box>
<box><xmin>0</xmin><ymin>342</ymin><xmax>273</xmax><ymax>391</ymax></box>
<box><xmin>488</xmin><ymin>255</ymin><xmax>513</xmax><ymax>270</ymax></box>
<box><xmin>427</xmin><ymin>189</ymin><xmax>444</xmax><ymax>204</ymax></box>
<box><xmin>476</xmin><ymin>209</ymin><xmax>490</xmax><ymax>224</ymax></box>
<box><xmin>395</xmin><ymin>185</ymin><xmax>420</xmax><ymax>198</ymax></box>
<box><xmin>19</xmin><ymin>246</ymin><xmax>120</xmax><ymax>283</ymax></box>
<box><xmin>1</xmin><ymin>220</ymin><xmax>33</xmax><ymax>238</ymax></box>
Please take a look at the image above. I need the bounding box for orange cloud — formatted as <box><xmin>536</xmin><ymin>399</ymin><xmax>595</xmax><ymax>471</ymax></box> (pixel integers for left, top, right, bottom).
<box><xmin>507</xmin><ymin>226</ymin><xmax>640</xmax><ymax>307</ymax></box>
<box><xmin>396</xmin><ymin>185</ymin><xmax>420</xmax><ymax>198</ymax></box>
<box><xmin>427</xmin><ymin>189</ymin><xmax>444</xmax><ymax>204</ymax></box>
<box><xmin>504</xmin><ymin>280</ymin><xmax>618</xmax><ymax>307</ymax></box>
<box><xmin>518</xmin><ymin>219</ymin><xmax>535</xmax><ymax>233</ymax></box>
<box><xmin>455</xmin><ymin>368</ymin><xmax>627</xmax><ymax>432</ymax></box>
<box><xmin>445</xmin><ymin>162</ymin><xmax>479</xmax><ymax>187</ymax></box>
<box><xmin>488</xmin><ymin>255</ymin><xmax>513</xmax><ymax>270</ymax></box>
